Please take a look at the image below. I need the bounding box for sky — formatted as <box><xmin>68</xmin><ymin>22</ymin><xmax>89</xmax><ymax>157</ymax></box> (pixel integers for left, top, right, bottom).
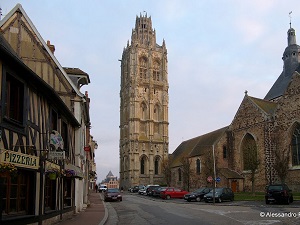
<box><xmin>1</xmin><ymin>0</ymin><xmax>300</xmax><ymax>182</ymax></box>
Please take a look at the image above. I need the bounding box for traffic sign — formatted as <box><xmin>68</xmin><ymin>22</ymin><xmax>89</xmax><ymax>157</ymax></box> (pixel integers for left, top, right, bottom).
<box><xmin>216</xmin><ymin>177</ymin><xmax>221</xmax><ymax>183</ymax></box>
<box><xmin>207</xmin><ymin>176</ymin><xmax>213</xmax><ymax>183</ymax></box>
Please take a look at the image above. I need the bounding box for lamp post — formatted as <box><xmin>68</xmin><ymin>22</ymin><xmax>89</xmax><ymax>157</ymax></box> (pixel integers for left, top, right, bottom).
<box><xmin>212</xmin><ymin>144</ymin><xmax>216</xmax><ymax>205</ymax></box>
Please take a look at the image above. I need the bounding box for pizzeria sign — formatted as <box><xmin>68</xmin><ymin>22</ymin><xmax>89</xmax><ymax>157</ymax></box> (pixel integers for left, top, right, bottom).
<box><xmin>0</xmin><ymin>150</ymin><xmax>39</xmax><ymax>170</ymax></box>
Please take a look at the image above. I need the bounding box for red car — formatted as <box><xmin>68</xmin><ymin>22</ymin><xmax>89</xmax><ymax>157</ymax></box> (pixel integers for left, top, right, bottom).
<box><xmin>160</xmin><ymin>187</ymin><xmax>188</xmax><ymax>200</ymax></box>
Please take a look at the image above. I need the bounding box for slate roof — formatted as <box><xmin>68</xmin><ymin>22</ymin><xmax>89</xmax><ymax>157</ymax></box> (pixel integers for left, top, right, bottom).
<box><xmin>171</xmin><ymin>126</ymin><xmax>228</xmax><ymax>167</ymax></box>
<box><xmin>264</xmin><ymin>66</ymin><xmax>300</xmax><ymax>101</ymax></box>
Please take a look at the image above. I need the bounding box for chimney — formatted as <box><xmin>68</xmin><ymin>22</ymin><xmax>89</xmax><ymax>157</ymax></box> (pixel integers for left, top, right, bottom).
<box><xmin>47</xmin><ymin>40</ymin><xmax>55</xmax><ymax>54</ymax></box>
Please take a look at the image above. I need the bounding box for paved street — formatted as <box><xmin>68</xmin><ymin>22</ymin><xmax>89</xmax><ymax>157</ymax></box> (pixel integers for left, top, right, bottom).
<box><xmin>104</xmin><ymin>193</ymin><xmax>300</xmax><ymax>225</ymax></box>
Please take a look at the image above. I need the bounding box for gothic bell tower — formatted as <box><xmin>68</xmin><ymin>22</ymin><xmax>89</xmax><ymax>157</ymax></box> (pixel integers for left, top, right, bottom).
<box><xmin>119</xmin><ymin>13</ymin><xmax>169</xmax><ymax>189</ymax></box>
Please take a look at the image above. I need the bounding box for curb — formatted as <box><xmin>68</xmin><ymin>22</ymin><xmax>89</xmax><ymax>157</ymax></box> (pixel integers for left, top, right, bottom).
<box><xmin>98</xmin><ymin>193</ymin><xmax>108</xmax><ymax>225</ymax></box>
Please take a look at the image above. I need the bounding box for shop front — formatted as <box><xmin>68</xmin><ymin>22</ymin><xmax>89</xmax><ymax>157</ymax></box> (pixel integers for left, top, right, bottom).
<box><xmin>0</xmin><ymin>150</ymin><xmax>39</xmax><ymax>222</ymax></box>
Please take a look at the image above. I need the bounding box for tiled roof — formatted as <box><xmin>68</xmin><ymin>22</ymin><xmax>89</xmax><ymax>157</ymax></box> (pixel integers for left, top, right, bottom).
<box><xmin>171</xmin><ymin>126</ymin><xmax>228</xmax><ymax>167</ymax></box>
<box><xmin>219</xmin><ymin>168</ymin><xmax>244</xmax><ymax>179</ymax></box>
<box><xmin>248</xmin><ymin>96</ymin><xmax>277</xmax><ymax>115</ymax></box>
<box><xmin>64</xmin><ymin>67</ymin><xmax>88</xmax><ymax>75</ymax></box>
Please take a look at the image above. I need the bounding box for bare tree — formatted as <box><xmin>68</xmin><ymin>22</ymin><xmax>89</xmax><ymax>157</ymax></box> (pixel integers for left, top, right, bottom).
<box><xmin>202</xmin><ymin>149</ymin><xmax>219</xmax><ymax>188</ymax></box>
<box><xmin>161</xmin><ymin>158</ymin><xmax>172</xmax><ymax>186</ymax></box>
<box><xmin>242</xmin><ymin>135</ymin><xmax>260</xmax><ymax>195</ymax></box>
<box><xmin>180</xmin><ymin>157</ymin><xmax>195</xmax><ymax>191</ymax></box>
<box><xmin>273</xmin><ymin>147</ymin><xmax>290</xmax><ymax>184</ymax></box>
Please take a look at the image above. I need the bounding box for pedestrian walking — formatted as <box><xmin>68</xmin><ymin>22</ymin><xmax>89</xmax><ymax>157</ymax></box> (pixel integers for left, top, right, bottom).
<box><xmin>95</xmin><ymin>184</ymin><xmax>98</xmax><ymax>193</ymax></box>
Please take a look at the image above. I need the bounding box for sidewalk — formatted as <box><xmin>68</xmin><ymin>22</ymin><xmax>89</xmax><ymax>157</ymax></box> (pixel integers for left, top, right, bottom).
<box><xmin>54</xmin><ymin>192</ymin><xmax>108</xmax><ymax>225</ymax></box>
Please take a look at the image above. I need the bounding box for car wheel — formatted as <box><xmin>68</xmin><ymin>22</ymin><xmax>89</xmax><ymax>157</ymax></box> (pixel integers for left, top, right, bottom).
<box><xmin>166</xmin><ymin>195</ymin><xmax>171</xmax><ymax>200</ymax></box>
<box><xmin>286</xmin><ymin>197</ymin><xmax>290</xmax><ymax>205</ymax></box>
<box><xmin>187</xmin><ymin>199</ymin><xmax>191</xmax><ymax>202</ymax></box>
<box><xmin>265</xmin><ymin>200</ymin><xmax>270</xmax><ymax>204</ymax></box>
<box><xmin>290</xmin><ymin>196</ymin><xmax>294</xmax><ymax>203</ymax></box>
<box><xmin>205</xmin><ymin>200</ymin><xmax>208</xmax><ymax>203</ymax></box>
<box><xmin>230</xmin><ymin>197</ymin><xmax>234</xmax><ymax>201</ymax></box>
<box><xmin>196</xmin><ymin>197</ymin><xmax>201</xmax><ymax>202</ymax></box>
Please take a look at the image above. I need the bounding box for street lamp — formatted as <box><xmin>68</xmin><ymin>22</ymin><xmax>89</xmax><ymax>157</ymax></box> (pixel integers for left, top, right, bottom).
<box><xmin>212</xmin><ymin>144</ymin><xmax>216</xmax><ymax>205</ymax></box>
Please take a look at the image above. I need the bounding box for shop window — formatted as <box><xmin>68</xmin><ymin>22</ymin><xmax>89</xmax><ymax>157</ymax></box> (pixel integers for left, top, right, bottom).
<box><xmin>1</xmin><ymin>170</ymin><xmax>34</xmax><ymax>216</ymax></box>
<box><xmin>64</xmin><ymin>179</ymin><xmax>74</xmax><ymax>207</ymax></box>
<box><xmin>45</xmin><ymin>178</ymin><xmax>57</xmax><ymax>211</ymax></box>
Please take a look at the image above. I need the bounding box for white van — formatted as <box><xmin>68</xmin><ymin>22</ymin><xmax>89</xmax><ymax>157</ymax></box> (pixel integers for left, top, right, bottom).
<box><xmin>99</xmin><ymin>185</ymin><xmax>107</xmax><ymax>192</ymax></box>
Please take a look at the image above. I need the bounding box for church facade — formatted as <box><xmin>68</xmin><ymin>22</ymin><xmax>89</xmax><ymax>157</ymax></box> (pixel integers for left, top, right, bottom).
<box><xmin>119</xmin><ymin>14</ymin><xmax>169</xmax><ymax>189</ymax></box>
<box><xmin>170</xmin><ymin>25</ymin><xmax>300</xmax><ymax>192</ymax></box>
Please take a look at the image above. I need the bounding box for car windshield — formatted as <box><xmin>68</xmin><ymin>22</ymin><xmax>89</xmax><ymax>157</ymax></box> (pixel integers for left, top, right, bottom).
<box><xmin>208</xmin><ymin>188</ymin><xmax>223</xmax><ymax>194</ymax></box>
<box><xmin>159</xmin><ymin>187</ymin><xmax>167</xmax><ymax>191</ymax></box>
<box><xmin>107</xmin><ymin>188</ymin><xmax>119</xmax><ymax>193</ymax></box>
<box><xmin>268</xmin><ymin>185</ymin><xmax>283</xmax><ymax>191</ymax></box>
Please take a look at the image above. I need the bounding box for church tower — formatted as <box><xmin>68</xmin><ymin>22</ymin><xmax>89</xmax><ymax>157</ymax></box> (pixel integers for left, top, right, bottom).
<box><xmin>119</xmin><ymin>13</ymin><xmax>169</xmax><ymax>189</ymax></box>
<box><xmin>265</xmin><ymin>23</ymin><xmax>300</xmax><ymax>101</ymax></box>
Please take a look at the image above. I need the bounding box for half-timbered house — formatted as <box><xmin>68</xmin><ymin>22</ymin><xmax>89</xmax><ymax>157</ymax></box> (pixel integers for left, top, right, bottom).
<box><xmin>0</xmin><ymin>4</ymin><xmax>95</xmax><ymax>224</ymax></box>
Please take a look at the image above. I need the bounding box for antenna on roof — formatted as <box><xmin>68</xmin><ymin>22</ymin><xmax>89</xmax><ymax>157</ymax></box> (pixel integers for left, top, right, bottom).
<box><xmin>289</xmin><ymin>11</ymin><xmax>292</xmax><ymax>28</ymax></box>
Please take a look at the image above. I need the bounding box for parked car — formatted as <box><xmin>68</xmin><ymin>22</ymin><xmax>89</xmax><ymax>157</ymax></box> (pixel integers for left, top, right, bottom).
<box><xmin>265</xmin><ymin>184</ymin><xmax>293</xmax><ymax>204</ymax></box>
<box><xmin>131</xmin><ymin>185</ymin><xmax>145</xmax><ymax>193</ymax></box>
<box><xmin>204</xmin><ymin>187</ymin><xmax>234</xmax><ymax>203</ymax></box>
<box><xmin>104</xmin><ymin>188</ymin><xmax>122</xmax><ymax>202</ymax></box>
<box><xmin>151</xmin><ymin>186</ymin><xmax>166</xmax><ymax>197</ymax></box>
<box><xmin>146</xmin><ymin>185</ymin><xmax>160</xmax><ymax>196</ymax></box>
<box><xmin>138</xmin><ymin>187</ymin><xmax>147</xmax><ymax>195</ymax></box>
<box><xmin>99</xmin><ymin>185</ymin><xmax>107</xmax><ymax>192</ymax></box>
<box><xmin>160</xmin><ymin>187</ymin><xmax>189</xmax><ymax>200</ymax></box>
<box><xmin>184</xmin><ymin>187</ymin><xmax>212</xmax><ymax>202</ymax></box>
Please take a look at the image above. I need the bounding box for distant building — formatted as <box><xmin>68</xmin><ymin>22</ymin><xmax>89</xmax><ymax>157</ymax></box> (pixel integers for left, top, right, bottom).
<box><xmin>119</xmin><ymin>13</ymin><xmax>169</xmax><ymax>189</ymax></box>
<box><xmin>102</xmin><ymin>171</ymin><xmax>119</xmax><ymax>189</ymax></box>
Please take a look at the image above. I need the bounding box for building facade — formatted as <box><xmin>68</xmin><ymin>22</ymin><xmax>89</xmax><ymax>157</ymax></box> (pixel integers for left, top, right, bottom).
<box><xmin>170</xmin><ymin>24</ymin><xmax>300</xmax><ymax>193</ymax></box>
<box><xmin>0</xmin><ymin>4</ymin><xmax>97</xmax><ymax>224</ymax></box>
<box><xmin>119</xmin><ymin>14</ymin><xmax>169</xmax><ymax>189</ymax></box>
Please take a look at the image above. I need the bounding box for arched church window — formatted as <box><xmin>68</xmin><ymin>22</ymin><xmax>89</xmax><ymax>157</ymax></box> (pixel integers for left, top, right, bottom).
<box><xmin>292</xmin><ymin>125</ymin><xmax>300</xmax><ymax>166</ymax></box>
<box><xmin>154</xmin><ymin>157</ymin><xmax>159</xmax><ymax>175</ymax></box>
<box><xmin>196</xmin><ymin>159</ymin><xmax>201</xmax><ymax>175</ymax></box>
<box><xmin>139</xmin><ymin>57</ymin><xmax>147</xmax><ymax>79</ymax></box>
<box><xmin>178</xmin><ymin>168</ymin><xmax>182</xmax><ymax>181</ymax></box>
<box><xmin>241</xmin><ymin>133</ymin><xmax>258</xmax><ymax>171</ymax></box>
<box><xmin>141</xmin><ymin>156</ymin><xmax>145</xmax><ymax>174</ymax></box>
<box><xmin>223</xmin><ymin>146</ymin><xmax>227</xmax><ymax>159</ymax></box>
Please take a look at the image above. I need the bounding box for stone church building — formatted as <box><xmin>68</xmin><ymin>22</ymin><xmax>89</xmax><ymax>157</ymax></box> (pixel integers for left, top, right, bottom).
<box><xmin>170</xmin><ymin>24</ymin><xmax>300</xmax><ymax>192</ymax></box>
<box><xmin>119</xmin><ymin>14</ymin><xmax>169</xmax><ymax>189</ymax></box>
